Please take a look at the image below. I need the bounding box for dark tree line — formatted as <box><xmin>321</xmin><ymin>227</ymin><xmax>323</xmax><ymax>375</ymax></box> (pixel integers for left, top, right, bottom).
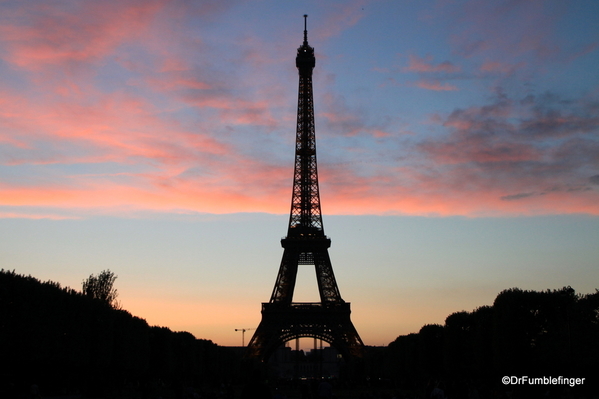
<box><xmin>0</xmin><ymin>269</ymin><xmax>241</xmax><ymax>398</ymax></box>
<box><xmin>3</xmin><ymin>268</ymin><xmax>598</xmax><ymax>398</ymax></box>
<box><xmin>370</xmin><ymin>287</ymin><xmax>599</xmax><ymax>397</ymax></box>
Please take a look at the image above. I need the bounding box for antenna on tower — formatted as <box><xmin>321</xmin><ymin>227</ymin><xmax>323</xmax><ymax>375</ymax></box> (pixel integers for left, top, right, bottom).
<box><xmin>303</xmin><ymin>14</ymin><xmax>308</xmax><ymax>44</ymax></box>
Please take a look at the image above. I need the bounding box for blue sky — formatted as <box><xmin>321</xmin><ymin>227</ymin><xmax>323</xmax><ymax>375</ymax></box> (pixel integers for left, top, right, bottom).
<box><xmin>1</xmin><ymin>0</ymin><xmax>598</xmax><ymax>347</ymax></box>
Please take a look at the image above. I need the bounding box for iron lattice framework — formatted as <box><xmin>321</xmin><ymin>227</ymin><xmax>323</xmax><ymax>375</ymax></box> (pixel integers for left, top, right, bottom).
<box><xmin>246</xmin><ymin>16</ymin><xmax>364</xmax><ymax>362</ymax></box>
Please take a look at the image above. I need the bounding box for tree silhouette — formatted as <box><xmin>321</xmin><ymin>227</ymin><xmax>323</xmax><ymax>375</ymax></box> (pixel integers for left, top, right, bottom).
<box><xmin>82</xmin><ymin>269</ymin><xmax>120</xmax><ymax>308</ymax></box>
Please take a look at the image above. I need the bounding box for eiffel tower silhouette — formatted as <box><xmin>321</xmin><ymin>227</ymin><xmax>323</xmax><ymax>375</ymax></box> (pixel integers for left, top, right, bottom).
<box><xmin>246</xmin><ymin>15</ymin><xmax>364</xmax><ymax>362</ymax></box>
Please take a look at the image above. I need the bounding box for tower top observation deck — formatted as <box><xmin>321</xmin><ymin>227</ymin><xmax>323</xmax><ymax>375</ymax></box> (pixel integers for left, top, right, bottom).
<box><xmin>296</xmin><ymin>15</ymin><xmax>315</xmax><ymax>75</ymax></box>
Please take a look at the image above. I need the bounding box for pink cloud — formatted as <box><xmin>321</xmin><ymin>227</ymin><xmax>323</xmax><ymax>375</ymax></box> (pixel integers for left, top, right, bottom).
<box><xmin>320</xmin><ymin>164</ymin><xmax>599</xmax><ymax>217</ymax></box>
<box><xmin>0</xmin><ymin>1</ymin><xmax>301</xmax><ymax>221</ymax></box>
<box><xmin>0</xmin><ymin>78</ymin><xmax>293</xmax><ymax>217</ymax></box>
<box><xmin>420</xmin><ymin>140</ymin><xmax>540</xmax><ymax>164</ymax></box>
<box><xmin>401</xmin><ymin>55</ymin><xmax>461</xmax><ymax>91</ymax></box>
<box><xmin>480</xmin><ymin>61</ymin><xmax>512</xmax><ymax>72</ymax></box>
<box><xmin>405</xmin><ymin>92</ymin><xmax>599</xmax><ymax>215</ymax></box>
<box><xmin>479</xmin><ymin>60</ymin><xmax>524</xmax><ymax>73</ymax></box>
<box><xmin>0</xmin><ymin>160</ymin><xmax>290</xmax><ymax>216</ymax></box>
<box><xmin>317</xmin><ymin>0</ymin><xmax>368</xmax><ymax>41</ymax></box>
<box><xmin>185</xmin><ymin>96</ymin><xmax>278</xmax><ymax>127</ymax></box>
<box><xmin>313</xmin><ymin>89</ymin><xmax>599</xmax><ymax>217</ymax></box>
<box><xmin>147</xmin><ymin>76</ymin><xmax>212</xmax><ymax>92</ymax></box>
<box><xmin>0</xmin><ymin>84</ymin><xmax>240</xmax><ymax>195</ymax></box>
<box><xmin>1</xmin><ymin>1</ymin><xmax>167</xmax><ymax>69</ymax></box>
<box><xmin>319</xmin><ymin>93</ymin><xmax>392</xmax><ymax>137</ymax></box>
<box><xmin>445</xmin><ymin>1</ymin><xmax>566</xmax><ymax>61</ymax></box>
<box><xmin>1</xmin><ymin>1</ymin><xmax>597</xmax><ymax>220</ymax></box>
<box><xmin>414</xmin><ymin>79</ymin><xmax>458</xmax><ymax>91</ymax></box>
<box><xmin>405</xmin><ymin>54</ymin><xmax>461</xmax><ymax>73</ymax></box>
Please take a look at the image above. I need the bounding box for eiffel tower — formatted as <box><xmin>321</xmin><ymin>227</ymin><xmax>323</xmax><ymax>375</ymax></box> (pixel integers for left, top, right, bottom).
<box><xmin>246</xmin><ymin>15</ymin><xmax>364</xmax><ymax>362</ymax></box>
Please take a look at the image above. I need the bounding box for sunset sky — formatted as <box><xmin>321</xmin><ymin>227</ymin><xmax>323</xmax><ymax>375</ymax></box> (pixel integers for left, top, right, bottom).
<box><xmin>1</xmin><ymin>0</ymin><xmax>598</xmax><ymax>348</ymax></box>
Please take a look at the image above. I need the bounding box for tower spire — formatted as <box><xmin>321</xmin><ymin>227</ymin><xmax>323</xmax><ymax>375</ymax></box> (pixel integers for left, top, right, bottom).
<box><xmin>303</xmin><ymin>14</ymin><xmax>308</xmax><ymax>45</ymax></box>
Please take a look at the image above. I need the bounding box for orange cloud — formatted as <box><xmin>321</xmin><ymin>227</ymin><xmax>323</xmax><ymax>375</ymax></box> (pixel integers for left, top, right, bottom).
<box><xmin>0</xmin><ymin>211</ymin><xmax>80</xmax><ymax>220</ymax></box>
<box><xmin>0</xmin><ymin>174</ymin><xmax>287</xmax><ymax>216</ymax></box>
